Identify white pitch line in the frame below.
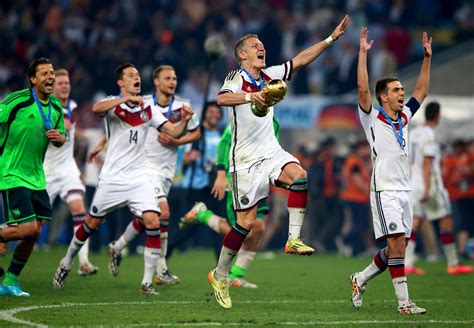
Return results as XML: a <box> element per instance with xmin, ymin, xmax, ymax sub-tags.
<box><xmin>0</xmin><ymin>300</ymin><xmax>471</xmax><ymax>327</ymax></box>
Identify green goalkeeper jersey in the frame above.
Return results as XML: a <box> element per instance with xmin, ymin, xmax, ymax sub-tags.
<box><xmin>0</xmin><ymin>88</ymin><xmax>65</xmax><ymax>190</ymax></box>
<box><xmin>217</xmin><ymin>118</ymin><xmax>280</xmax><ymax>181</ymax></box>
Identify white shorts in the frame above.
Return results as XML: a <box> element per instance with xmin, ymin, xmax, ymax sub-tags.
<box><xmin>46</xmin><ymin>173</ymin><xmax>85</xmax><ymax>204</ymax></box>
<box><xmin>412</xmin><ymin>187</ymin><xmax>451</xmax><ymax>221</ymax></box>
<box><xmin>231</xmin><ymin>149</ymin><xmax>299</xmax><ymax>210</ymax></box>
<box><xmin>371</xmin><ymin>190</ymin><xmax>413</xmax><ymax>242</ymax></box>
<box><xmin>145</xmin><ymin>165</ymin><xmax>172</xmax><ymax>202</ymax></box>
<box><xmin>89</xmin><ymin>177</ymin><xmax>160</xmax><ymax>218</ymax></box>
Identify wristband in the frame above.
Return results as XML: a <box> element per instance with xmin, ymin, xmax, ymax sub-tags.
<box><xmin>245</xmin><ymin>93</ymin><xmax>252</xmax><ymax>103</ymax></box>
<box><xmin>325</xmin><ymin>36</ymin><xmax>334</xmax><ymax>45</ymax></box>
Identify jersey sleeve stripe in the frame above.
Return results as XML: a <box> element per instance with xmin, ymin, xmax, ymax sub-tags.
<box><xmin>287</xmin><ymin>60</ymin><xmax>293</xmax><ymax>81</ymax></box>
<box><xmin>156</xmin><ymin>121</ymin><xmax>167</xmax><ymax>131</ymax></box>
<box><xmin>2</xmin><ymin>89</ymin><xmax>31</xmax><ymax>106</ymax></box>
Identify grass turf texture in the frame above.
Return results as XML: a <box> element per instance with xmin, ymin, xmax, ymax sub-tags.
<box><xmin>0</xmin><ymin>248</ymin><xmax>473</xmax><ymax>327</ymax></box>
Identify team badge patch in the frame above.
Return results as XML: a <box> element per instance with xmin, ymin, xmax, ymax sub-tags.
<box><xmin>240</xmin><ymin>196</ymin><xmax>249</xmax><ymax>206</ymax></box>
<box><xmin>389</xmin><ymin>222</ymin><xmax>397</xmax><ymax>231</ymax></box>
<box><xmin>140</xmin><ymin>111</ymin><xmax>150</xmax><ymax>122</ymax></box>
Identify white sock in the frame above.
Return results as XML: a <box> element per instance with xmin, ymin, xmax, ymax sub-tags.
<box><xmin>142</xmin><ymin>247</ymin><xmax>160</xmax><ymax>285</ymax></box>
<box><xmin>288</xmin><ymin>207</ymin><xmax>305</xmax><ymax>240</ymax></box>
<box><xmin>358</xmin><ymin>261</ymin><xmax>382</xmax><ymax>285</ymax></box>
<box><xmin>215</xmin><ymin>246</ymin><xmax>237</xmax><ymax>280</ymax></box>
<box><xmin>114</xmin><ymin>220</ymin><xmax>142</xmax><ymax>252</ymax></box>
<box><xmin>63</xmin><ymin>235</ymin><xmax>85</xmax><ymax>269</ymax></box>
<box><xmin>159</xmin><ymin>230</ymin><xmax>168</xmax><ymax>272</ymax></box>
<box><xmin>207</xmin><ymin>215</ymin><xmax>222</xmax><ymax>234</ymax></box>
<box><xmin>235</xmin><ymin>249</ymin><xmax>256</xmax><ymax>270</ymax></box>
<box><xmin>442</xmin><ymin>243</ymin><xmax>459</xmax><ymax>267</ymax></box>
<box><xmin>405</xmin><ymin>240</ymin><xmax>416</xmax><ymax>268</ymax></box>
<box><xmin>392</xmin><ymin>277</ymin><xmax>409</xmax><ymax>305</ymax></box>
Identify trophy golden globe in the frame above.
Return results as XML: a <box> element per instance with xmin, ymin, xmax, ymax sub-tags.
<box><xmin>251</xmin><ymin>79</ymin><xmax>288</xmax><ymax>117</ymax></box>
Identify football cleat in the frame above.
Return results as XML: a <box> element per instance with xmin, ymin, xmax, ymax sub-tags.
<box><xmin>285</xmin><ymin>237</ymin><xmax>315</xmax><ymax>255</ymax></box>
<box><xmin>108</xmin><ymin>242</ymin><xmax>122</xmax><ymax>277</ymax></box>
<box><xmin>155</xmin><ymin>269</ymin><xmax>180</xmax><ymax>285</ymax></box>
<box><xmin>405</xmin><ymin>266</ymin><xmax>426</xmax><ymax>276</ymax></box>
<box><xmin>350</xmin><ymin>272</ymin><xmax>367</xmax><ymax>308</ymax></box>
<box><xmin>447</xmin><ymin>264</ymin><xmax>474</xmax><ymax>275</ymax></box>
<box><xmin>229</xmin><ymin>277</ymin><xmax>258</xmax><ymax>289</ymax></box>
<box><xmin>208</xmin><ymin>269</ymin><xmax>232</xmax><ymax>309</ymax></box>
<box><xmin>140</xmin><ymin>283</ymin><xmax>160</xmax><ymax>295</ymax></box>
<box><xmin>398</xmin><ymin>300</ymin><xmax>427</xmax><ymax>314</ymax></box>
<box><xmin>53</xmin><ymin>263</ymin><xmax>71</xmax><ymax>290</ymax></box>
<box><xmin>78</xmin><ymin>263</ymin><xmax>99</xmax><ymax>276</ymax></box>
<box><xmin>179</xmin><ymin>202</ymin><xmax>207</xmax><ymax>229</ymax></box>
<box><xmin>0</xmin><ymin>284</ymin><xmax>31</xmax><ymax>297</ymax></box>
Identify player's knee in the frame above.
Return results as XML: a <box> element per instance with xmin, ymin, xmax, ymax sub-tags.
<box><xmin>252</xmin><ymin>219</ymin><xmax>265</xmax><ymax>235</ymax></box>
<box><xmin>21</xmin><ymin>226</ymin><xmax>40</xmax><ymax>240</ymax></box>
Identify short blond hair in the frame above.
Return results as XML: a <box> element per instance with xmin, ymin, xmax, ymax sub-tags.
<box><xmin>233</xmin><ymin>34</ymin><xmax>259</xmax><ymax>65</ymax></box>
<box><xmin>54</xmin><ymin>68</ymin><xmax>69</xmax><ymax>77</ymax></box>
<box><xmin>153</xmin><ymin>65</ymin><xmax>175</xmax><ymax>79</ymax></box>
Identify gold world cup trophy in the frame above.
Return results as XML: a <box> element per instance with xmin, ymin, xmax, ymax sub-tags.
<box><xmin>251</xmin><ymin>79</ymin><xmax>288</xmax><ymax>117</ymax></box>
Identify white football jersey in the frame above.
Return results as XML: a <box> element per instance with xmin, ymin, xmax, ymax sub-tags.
<box><xmin>98</xmin><ymin>95</ymin><xmax>168</xmax><ymax>183</ymax></box>
<box><xmin>144</xmin><ymin>95</ymin><xmax>200</xmax><ymax>179</ymax></box>
<box><xmin>44</xmin><ymin>99</ymin><xmax>80</xmax><ymax>177</ymax></box>
<box><xmin>219</xmin><ymin>61</ymin><xmax>292</xmax><ymax>171</ymax></box>
<box><xmin>409</xmin><ymin>124</ymin><xmax>445</xmax><ymax>193</ymax></box>
<box><xmin>359</xmin><ymin>97</ymin><xmax>420</xmax><ymax>191</ymax></box>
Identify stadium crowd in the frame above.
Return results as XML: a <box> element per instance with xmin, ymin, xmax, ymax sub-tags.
<box><xmin>0</xmin><ymin>0</ymin><xmax>473</xmax><ymax>103</ymax></box>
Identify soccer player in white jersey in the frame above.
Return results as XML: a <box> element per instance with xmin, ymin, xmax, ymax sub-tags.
<box><xmin>107</xmin><ymin>65</ymin><xmax>201</xmax><ymax>285</ymax></box>
<box><xmin>207</xmin><ymin>15</ymin><xmax>350</xmax><ymax>309</ymax></box>
<box><xmin>43</xmin><ymin>68</ymin><xmax>98</xmax><ymax>277</ymax></box>
<box><xmin>350</xmin><ymin>27</ymin><xmax>432</xmax><ymax>315</ymax></box>
<box><xmin>406</xmin><ymin>102</ymin><xmax>473</xmax><ymax>276</ymax></box>
<box><xmin>53</xmin><ymin>63</ymin><xmax>193</xmax><ymax>295</ymax></box>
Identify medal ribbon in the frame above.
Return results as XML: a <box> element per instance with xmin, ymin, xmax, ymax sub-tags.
<box><xmin>240</xmin><ymin>67</ymin><xmax>264</xmax><ymax>91</ymax></box>
<box><xmin>31</xmin><ymin>87</ymin><xmax>52</xmax><ymax>130</ymax></box>
<box><xmin>378</xmin><ymin>106</ymin><xmax>404</xmax><ymax>149</ymax></box>
<box><xmin>154</xmin><ymin>93</ymin><xmax>174</xmax><ymax>119</ymax></box>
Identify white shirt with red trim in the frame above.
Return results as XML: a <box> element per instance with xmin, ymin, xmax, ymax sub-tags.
<box><xmin>44</xmin><ymin>99</ymin><xmax>80</xmax><ymax>177</ymax></box>
<box><xmin>144</xmin><ymin>95</ymin><xmax>200</xmax><ymax>179</ymax></box>
<box><xmin>358</xmin><ymin>97</ymin><xmax>420</xmax><ymax>191</ymax></box>
<box><xmin>218</xmin><ymin>61</ymin><xmax>292</xmax><ymax>171</ymax></box>
<box><xmin>98</xmin><ymin>95</ymin><xmax>168</xmax><ymax>183</ymax></box>
<box><xmin>409</xmin><ymin>124</ymin><xmax>445</xmax><ymax>193</ymax></box>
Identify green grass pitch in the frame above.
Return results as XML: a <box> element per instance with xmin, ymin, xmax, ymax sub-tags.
<box><xmin>1</xmin><ymin>248</ymin><xmax>473</xmax><ymax>327</ymax></box>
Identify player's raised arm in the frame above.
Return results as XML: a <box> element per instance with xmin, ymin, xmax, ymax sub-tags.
<box><xmin>412</xmin><ymin>32</ymin><xmax>432</xmax><ymax>105</ymax></box>
<box><xmin>291</xmin><ymin>15</ymin><xmax>349</xmax><ymax>72</ymax></box>
<box><xmin>92</xmin><ymin>95</ymin><xmax>144</xmax><ymax>115</ymax></box>
<box><xmin>357</xmin><ymin>27</ymin><xmax>374</xmax><ymax>113</ymax></box>
<box><xmin>159</xmin><ymin>103</ymin><xmax>193</xmax><ymax>138</ymax></box>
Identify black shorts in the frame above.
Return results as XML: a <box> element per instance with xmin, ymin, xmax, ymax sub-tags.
<box><xmin>1</xmin><ymin>187</ymin><xmax>52</xmax><ymax>225</ymax></box>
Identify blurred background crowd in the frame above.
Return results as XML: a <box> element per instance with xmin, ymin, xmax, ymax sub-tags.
<box><xmin>0</xmin><ymin>0</ymin><xmax>473</xmax><ymax>260</ymax></box>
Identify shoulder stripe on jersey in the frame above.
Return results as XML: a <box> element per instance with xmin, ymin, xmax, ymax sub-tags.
<box><xmin>0</xmin><ymin>98</ymin><xmax>34</xmax><ymax>156</ymax></box>
<box><xmin>2</xmin><ymin>89</ymin><xmax>31</xmax><ymax>105</ymax></box>
<box><xmin>225</xmin><ymin>70</ymin><xmax>239</xmax><ymax>81</ymax></box>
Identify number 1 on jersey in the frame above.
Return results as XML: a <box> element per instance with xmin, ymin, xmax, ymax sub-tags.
<box><xmin>129</xmin><ymin>130</ymin><xmax>138</xmax><ymax>144</ymax></box>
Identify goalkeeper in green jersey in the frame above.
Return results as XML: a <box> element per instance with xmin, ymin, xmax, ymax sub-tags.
<box><xmin>0</xmin><ymin>58</ymin><xmax>66</xmax><ymax>297</ymax></box>
<box><xmin>180</xmin><ymin>118</ymin><xmax>279</xmax><ymax>288</ymax></box>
